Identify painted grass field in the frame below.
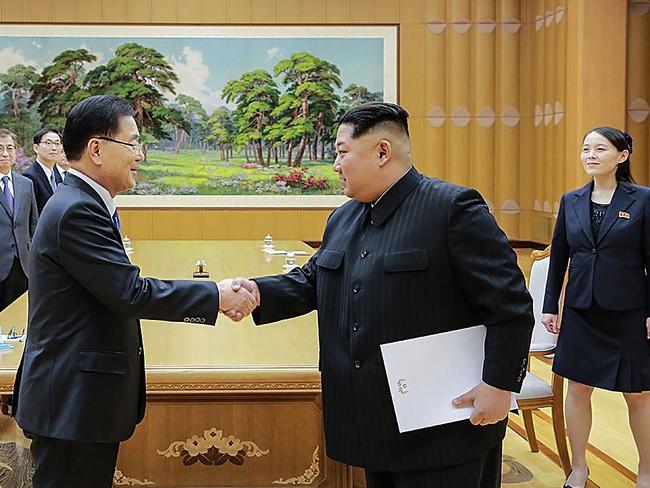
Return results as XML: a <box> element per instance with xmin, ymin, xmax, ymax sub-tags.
<box><xmin>129</xmin><ymin>150</ymin><xmax>343</xmax><ymax>195</ymax></box>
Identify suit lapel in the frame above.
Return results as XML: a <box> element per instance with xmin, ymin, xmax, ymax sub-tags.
<box><xmin>64</xmin><ymin>174</ymin><xmax>124</xmax><ymax>246</ymax></box>
<box><xmin>570</xmin><ymin>183</ymin><xmax>595</xmax><ymax>246</ymax></box>
<box><xmin>34</xmin><ymin>162</ymin><xmax>54</xmax><ymax>197</ymax></box>
<box><xmin>595</xmin><ymin>184</ymin><xmax>635</xmax><ymax>245</ymax></box>
<box><xmin>11</xmin><ymin>172</ymin><xmax>24</xmax><ymax>220</ymax></box>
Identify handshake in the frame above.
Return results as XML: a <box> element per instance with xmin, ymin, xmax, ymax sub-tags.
<box><xmin>217</xmin><ymin>278</ymin><xmax>260</xmax><ymax>322</ymax></box>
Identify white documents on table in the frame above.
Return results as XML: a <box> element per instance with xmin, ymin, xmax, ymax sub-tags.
<box><xmin>380</xmin><ymin>324</ymin><xmax>518</xmax><ymax>433</ymax></box>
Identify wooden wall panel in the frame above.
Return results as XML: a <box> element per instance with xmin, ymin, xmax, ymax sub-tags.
<box><xmin>471</xmin><ymin>0</ymin><xmax>496</xmax><ymax>207</ymax></box>
<box><xmin>251</xmin><ymin>0</ymin><xmax>277</xmax><ymax>23</ymax></box>
<box><xmin>399</xmin><ymin>0</ymin><xmax>425</xmax><ymax>23</ymax></box>
<box><xmin>225</xmin><ymin>0</ymin><xmax>252</xmax><ymax>23</ymax></box>
<box><xmin>177</xmin><ymin>210</ymin><xmax>203</xmax><ymax>239</ymax></box>
<box><xmin>324</xmin><ymin>0</ymin><xmax>351</xmax><ymax>23</ymax></box>
<box><xmin>151</xmin><ymin>0</ymin><xmax>176</xmax><ymax>23</ymax></box>
<box><xmin>626</xmin><ymin>1</ymin><xmax>650</xmax><ymax>187</ymax></box>
<box><xmin>201</xmin><ymin>211</ymin><xmax>228</xmax><ymax>239</ymax></box>
<box><xmin>103</xmin><ymin>0</ymin><xmax>127</xmax><ymax>23</ymax></box>
<box><xmin>301</xmin><ymin>0</ymin><xmax>325</xmax><ymax>23</ymax></box>
<box><xmin>126</xmin><ymin>0</ymin><xmax>152</xmax><ymax>23</ymax></box>
<box><xmin>26</xmin><ymin>0</ymin><xmax>51</xmax><ymax>22</ymax></box>
<box><xmin>374</xmin><ymin>0</ymin><xmax>399</xmax><ymax>23</ymax></box>
<box><xmin>276</xmin><ymin>0</ymin><xmax>301</xmax><ymax>23</ymax></box>
<box><xmin>76</xmin><ymin>0</ymin><xmax>102</xmax><ymax>22</ymax></box>
<box><xmin>350</xmin><ymin>0</ymin><xmax>374</xmax><ymax>23</ymax></box>
<box><xmin>177</xmin><ymin>0</ymin><xmax>202</xmax><ymax>24</ymax></box>
<box><xmin>200</xmin><ymin>0</ymin><xmax>226</xmax><ymax>23</ymax></box>
<box><xmin>1</xmin><ymin>0</ymin><xmax>27</xmax><ymax>21</ymax></box>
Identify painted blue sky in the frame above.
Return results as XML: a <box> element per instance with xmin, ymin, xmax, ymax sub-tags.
<box><xmin>0</xmin><ymin>36</ymin><xmax>384</xmax><ymax>112</ymax></box>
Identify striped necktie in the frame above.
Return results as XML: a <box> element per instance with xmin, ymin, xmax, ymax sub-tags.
<box><xmin>2</xmin><ymin>176</ymin><xmax>13</xmax><ymax>216</ymax></box>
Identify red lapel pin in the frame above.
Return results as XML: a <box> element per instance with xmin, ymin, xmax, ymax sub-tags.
<box><xmin>618</xmin><ymin>211</ymin><xmax>630</xmax><ymax>219</ymax></box>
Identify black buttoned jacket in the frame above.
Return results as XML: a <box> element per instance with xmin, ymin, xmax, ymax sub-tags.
<box><xmin>544</xmin><ymin>181</ymin><xmax>650</xmax><ymax>314</ymax></box>
<box><xmin>253</xmin><ymin>167</ymin><xmax>534</xmax><ymax>471</ymax></box>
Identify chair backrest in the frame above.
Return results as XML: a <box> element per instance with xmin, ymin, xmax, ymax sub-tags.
<box><xmin>528</xmin><ymin>247</ymin><xmax>558</xmax><ymax>349</ymax></box>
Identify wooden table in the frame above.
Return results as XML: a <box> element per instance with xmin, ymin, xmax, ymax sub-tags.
<box><xmin>0</xmin><ymin>241</ymin><xmax>354</xmax><ymax>488</ymax></box>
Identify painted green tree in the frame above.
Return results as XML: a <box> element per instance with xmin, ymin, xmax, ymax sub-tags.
<box><xmin>30</xmin><ymin>49</ymin><xmax>97</xmax><ymax>129</ymax></box>
<box><xmin>341</xmin><ymin>83</ymin><xmax>382</xmax><ymax>111</ymax></box>
<box><xmin>223</xmin><ymin>69</ymin><xmax>279</xmax><ymax>165</ymax></box>
<box><xmin>0</xmin><ymin>64</ymin><xmax>40</xmax><ymax>149</ymax></box>
<box><xmin>205</xmin><ymin>107</ymin><xmax>234</xmax><ymax>161</ymax></box>
<box><xmin>173</xmin><ymin>94</ymin><xmax>208</xmax><ymax>153</ymax></box>
<box><xmin>85</xmin><ymin>43</ymin><xmax>186</xmax><ymax>157</ymax></box>
<box><xmin>274</xmin><ymin>52</ymin><xmax>341</xmax><ymax>166</ymax></box>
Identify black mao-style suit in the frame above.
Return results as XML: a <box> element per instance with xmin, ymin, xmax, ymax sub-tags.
<box><xmin>543</xmin><ymin>182</ymin><xmax>650</xmax><ymax>392</ymax></box>
<box><xmin>253</xmin><ymin>167</ymin><xmax>534</xmax><ymax>474</ymax></box>
<box><xmin>13</xmin><ymin>173</ymin><xmax>220</xmax><ymax>486</ymax></box>
<box><xmin>22</xmin><ymin>161</ymin><xmax>62</xmax><ymax>215</ymax></box>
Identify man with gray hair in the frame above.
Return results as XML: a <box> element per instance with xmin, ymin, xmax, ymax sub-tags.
<box><xmin>0</xmin><ymin>128</ymin><xmax>38</xmax><ymax>311</ymax></box>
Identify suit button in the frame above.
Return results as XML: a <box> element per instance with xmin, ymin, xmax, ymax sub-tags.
<box><xmin>353</xmin><ymin>284</ymin><xmax>360</xmax><ymax>293</ymax></box>
<box><xmin>184</xmin><ymin>317</ymin><xmax>189</xmax><ymax>322</ymax></box>
<box><xmin>360</xmin><ymin>250</ymin><xmax>368</xmax><ymax>259</ymax></box>
<box><xmin>370</xmin><ymin>220</ymin><xmax>374</xmax><ymax>225</ymax></box>
<box><xmin>354</xmin><ymin>360</ymin><xmax>361</xmax><ymax>369</ymax></box>
<box><xmin>592</xmin><ymin>248</ymin><xmax>596</xmax><ymax>254</ymax></box>
<box><xmin>200</xmin><ymin>318</ymin><xmax>205</xmax><ymax>323</ymax></box>
<box><xmin>353</xmin><ymin>322</ymin><xmax>359</xmax><ymax>332</ymax></box>
<box><xmin>138</xmin><ymin>347</ymin><xmax>143</xmax><ymax>355</ymax></box>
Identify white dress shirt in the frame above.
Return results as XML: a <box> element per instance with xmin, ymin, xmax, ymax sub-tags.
<box><xmin>36</xmin><ymin>160</ymin><xmax>56</xmax><ymax>183</ymax></box>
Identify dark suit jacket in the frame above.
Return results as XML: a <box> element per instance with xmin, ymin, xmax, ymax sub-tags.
<box><xmin>22</xmin><ymin>161</ymin><xmax>62</xmax><ymax>215</ymax></box>
<box><xmin>253</xmin><ymin>167</ymin><xmax>534</xmax><ymax>471</ymax></box>
<box><xmin>543</xmin><ymin>182</ymin><xmax>650</xmax><ymax>314</ymax></box>
<box><xmin>14</xmin><ymin>173</ymin><xmax>220</xmax><ymax>443</ymax></box>
<box><xmin>0</xmin><ymin>172</ymin><xmax>38</xmax><ymax>281</ymax></box>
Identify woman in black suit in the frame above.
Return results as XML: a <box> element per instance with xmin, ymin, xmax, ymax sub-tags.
<box><xmin>542</xmin><ymin>127</ymin><xmax>650</xmax><ymax>488</ymax></box>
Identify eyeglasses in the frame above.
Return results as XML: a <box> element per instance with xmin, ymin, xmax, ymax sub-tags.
<box><xmin>96</xmin><ymin>136</ymin><xmax>143</xmax><ymax>154</ymax></box>
<box><xmin>0</xmin><ymin>145</ymin><xmax>16</xmax><ymax>153</ymax></box>
<box><xmin>39</xmin><ymin>140</ymin><xmax>62</xmax><ymax>148</ymax></box>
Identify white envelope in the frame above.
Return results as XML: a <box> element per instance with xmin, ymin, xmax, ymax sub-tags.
<box><xmin>380</xmin><ymin>325</ymin><xmax>517</xmax><ymax>433</ymax></box>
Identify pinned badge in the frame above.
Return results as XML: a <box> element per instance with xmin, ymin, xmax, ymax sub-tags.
<box><xmin>618</xmin><ymin>211</ymin><xmax>630</xmax><ymax>219</ymax></box>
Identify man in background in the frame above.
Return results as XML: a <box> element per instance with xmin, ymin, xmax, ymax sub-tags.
<box><xmin>234</xmin><ymin>103</ymin><xmax>534</xmax><ymax>488</ymax></box>
<box><xmin>13</xmin><ymin>95</ymin><xmax>256</xmax><ymax>488</ymax></box>
<box><xmin>0</xmin><ymin>128</ymin><xmax>38</xmax><ymax>311</ymax></box>
<box><xmin>23</xmin><ymin>127</ymin><xmax>63</xmax><ymax>214</ymax></box>
<box><xmin>57</xmin><ymin>150</ymin><xmax>70</xmax><ymax>181</ymax></box>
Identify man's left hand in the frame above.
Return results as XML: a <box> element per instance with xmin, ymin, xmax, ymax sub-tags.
<box><xmin>452</xmin><ymin>382</ymin><xmax>512</xmax><ymax>426</ymax></box>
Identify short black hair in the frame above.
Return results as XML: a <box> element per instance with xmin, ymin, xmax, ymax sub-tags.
<box><xmin>63</xmin><ymin>95</ymin><xmax>134</xmax><ymax>161</ymax></box>
<box><xmin>33</xmin><ymin>127</ymin><xmax>61</xmax><ymax>144</ymax></box>
<box><xmin>339</xmin><ymin>102</ymin><xmax>410</xmax><ymax>138</ymax></box>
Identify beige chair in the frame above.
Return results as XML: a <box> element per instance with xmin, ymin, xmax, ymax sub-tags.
<box><xmin>514</xmin><ymin>246</ymin><xmax>571</xmax><ymax>476</ymax></box>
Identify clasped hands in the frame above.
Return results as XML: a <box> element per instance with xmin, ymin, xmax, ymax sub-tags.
<box><xmin>217</xmin><ymin>278</ymin><xmax>260</xmax><ymax>322</ymax></box>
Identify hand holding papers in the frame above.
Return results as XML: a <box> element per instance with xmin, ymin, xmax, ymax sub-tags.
<box><xmin>380</xmin><ymin>325</ymin><xmax>517</xmax><ymax>433</ymax></box>
<box><xmin>452</xmin><ymin>382</ymin><xmax>514</xmax><ymax>426</ymax></box>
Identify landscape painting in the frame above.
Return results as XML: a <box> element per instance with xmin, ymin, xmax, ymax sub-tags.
<box><xmin>0</xmin><ymin>26</ymin><xmax>397</xmax><ymax>206</ymax></box>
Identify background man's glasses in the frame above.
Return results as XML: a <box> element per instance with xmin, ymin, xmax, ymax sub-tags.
<box><xmin>39</xmin><ymin>140</ymin><xmax>62</xmax><ymax>148</ymax></box>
